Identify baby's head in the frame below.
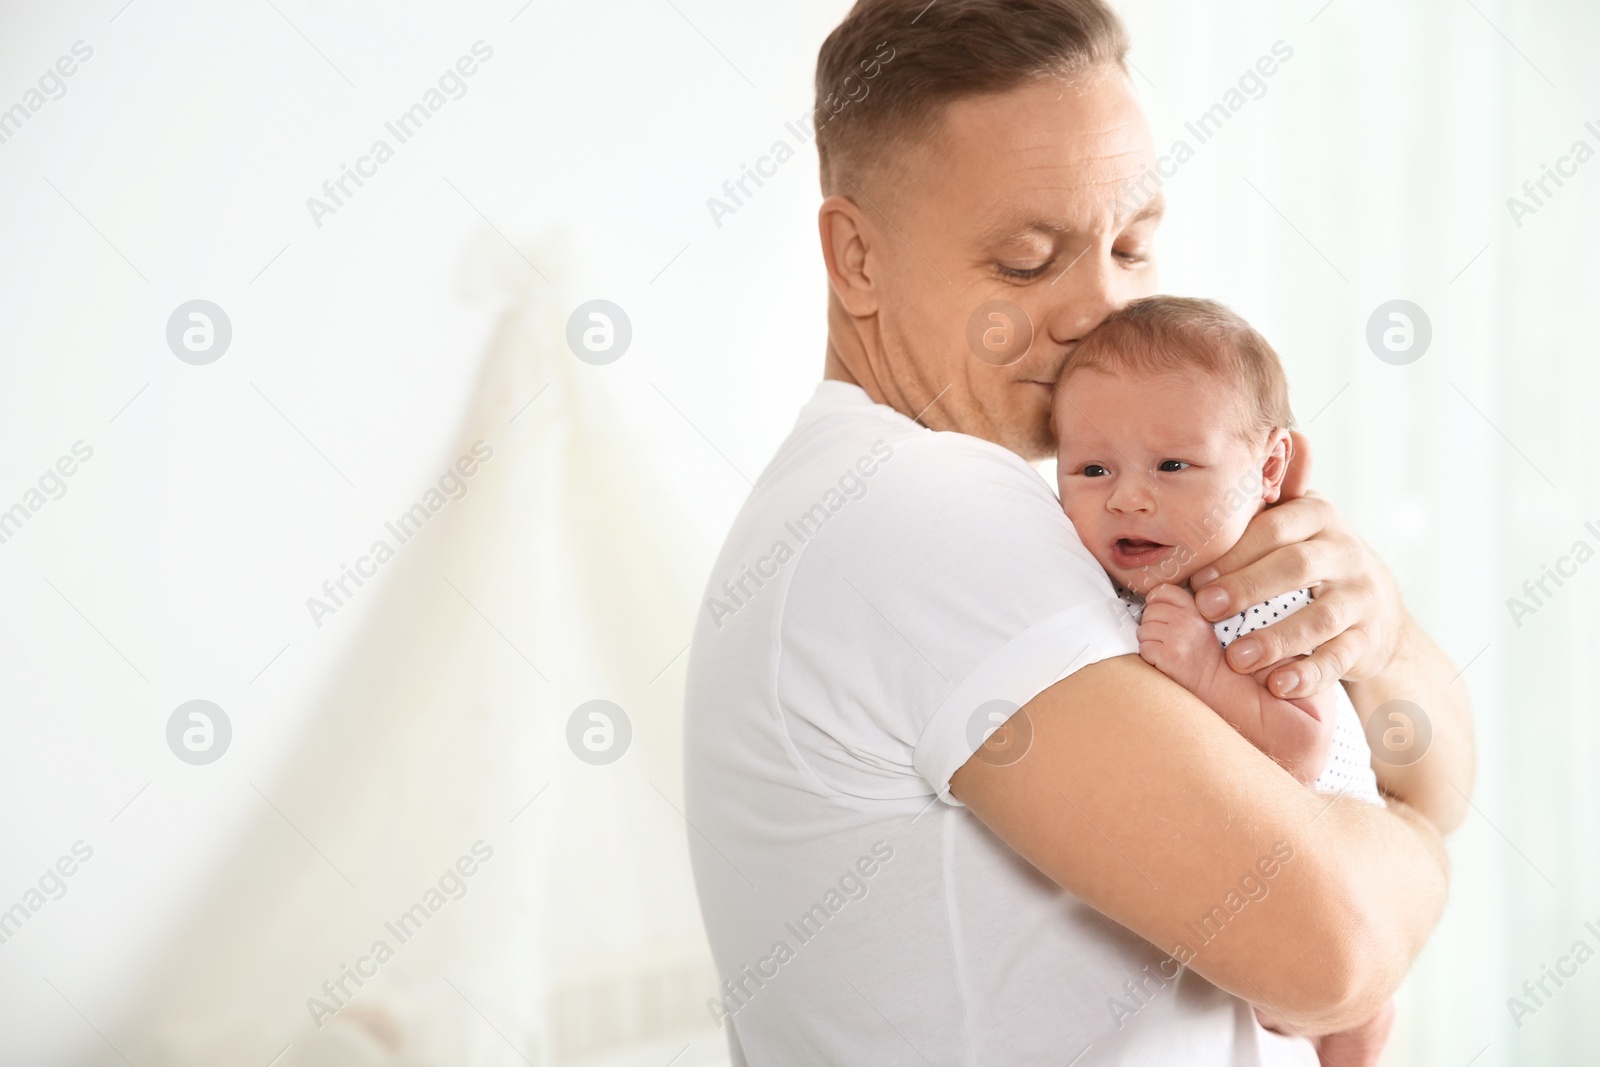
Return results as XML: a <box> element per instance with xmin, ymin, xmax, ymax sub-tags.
<box><xmin>1053</xmin><ymin>296</ymin><xmax>1295</xmax><ymax>597</ymax></box>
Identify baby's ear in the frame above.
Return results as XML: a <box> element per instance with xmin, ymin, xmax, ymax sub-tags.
<box><xmin>1260</xmin><ymin>429</ymin><xmax>1295</xmax><ymax>504</ymax></box>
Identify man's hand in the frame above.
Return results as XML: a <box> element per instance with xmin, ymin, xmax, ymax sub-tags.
<box><xmin>1189</xmin><ymin>432</ymin><xmax>1402</xmax><ymax>700</ymax></box>
<box><xmin>1186</xmin><ymin>432</ymin><xmax>1474</xmax><ymax>832</ymax></box>
<box><xmin>1135</xmin><ymin>583</ymin><xmax>1225</xmax><ymax>693</ymax></box>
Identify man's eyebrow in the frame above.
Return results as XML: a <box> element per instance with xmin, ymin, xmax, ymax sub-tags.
<box><xmin>975</xmin><ymin>217</ymin><xmax>1079</xmax><ymax>244</ymax></box>
<box><xmin>978</xmin><ymin>192</ymin><xmax>1168</xmax><ymax>245</ymax></box>
<box><xmin>1120</xmin><ymin>191</ymin><xmax>1166</xmax><ymax>225</ymax></box>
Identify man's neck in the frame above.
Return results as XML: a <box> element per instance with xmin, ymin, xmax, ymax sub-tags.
<box><xmin>822</xmin><ymin>341</ymin><xmax>865</xmax><ymax>389</ymax></box>
<box><xmin>823</xmin><ymin>293</ymin><xmax>890</xmax><ymax>408</ymax></box>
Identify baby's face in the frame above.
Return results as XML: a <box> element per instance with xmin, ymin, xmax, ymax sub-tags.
<box><xmin>1055</xmin><ymin>366</ymin><xmax>1282</xmax><ymax>596</ymax></box>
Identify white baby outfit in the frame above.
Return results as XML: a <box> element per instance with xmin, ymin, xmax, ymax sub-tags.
<box><xmin>1124</xmin><ymin>588</ymin><xmax>1384</xmax><ymax>804</ymax></box>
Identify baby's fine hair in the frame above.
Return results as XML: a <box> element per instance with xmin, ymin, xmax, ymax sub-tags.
<box><xmin>1060</xmin><ymin>296</ymin><xmax>1296</xmax><ymax>434</ymax></box>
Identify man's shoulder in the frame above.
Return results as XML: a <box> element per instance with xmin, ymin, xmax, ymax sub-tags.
<box><xmin>855</xmin><ymin>429</ymin><xmax>1061</xmax><ymax>522</ymax></box>
<box><xmin>774</xmin><ymin>418</ymin><xmax>1053</xmax><ymax>506</ymax></box>
<box><xmin>759</xmin><ymin>427</ymin><xmax>1061</xmax><ymax>554</ymax></box>
<box><xmin>768</xmin><ymin>424</ymin><xmax>1092</xmax><ymax>600</ymax></box>
<box><xmin>749</xmin><ymin>391</ymin><xmax>1060</xmax><ymax>542</ymax></box>
<box><xmin>770</xmin><ymin>383</ymin><xmax>1042</xmax><ymax>483</ymax></box>
<box><xmin>704</xmin><ymin>386</ymin><xmax>1096</xmax><ymax>633</ymax></box>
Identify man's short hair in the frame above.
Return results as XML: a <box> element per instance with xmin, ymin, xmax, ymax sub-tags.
<box><xmin>1061</xmin><ymin>296</ymin><xmax>1297</xmax><ymax>435</ymax></box>
<box><xmin>814</xmin><ymin>0</ymin><xmax>1129</xmax><ymax>193</ymax></box>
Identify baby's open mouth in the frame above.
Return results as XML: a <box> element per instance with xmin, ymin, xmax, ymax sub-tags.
<box><xmin>1111</xmin><ymin>537</ymin><xmax>1171</xmax><ymax>568</ymax></box>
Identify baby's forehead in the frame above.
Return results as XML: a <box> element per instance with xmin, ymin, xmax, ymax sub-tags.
<box><xmin>1054</xmin><ymin>359</ymin><xmax>1246</xmax><ymax>398</ymax></box>
<box><xmin>1053</xmin><ymin>365</ymin><xmax>1255</xmax><ymax>447</ymax></box>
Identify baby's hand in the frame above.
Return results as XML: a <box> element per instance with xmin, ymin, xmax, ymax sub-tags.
<box><xmin>1250</xmin><ymin>655</ymin><xmax>1339</xmax><ymax>785</ymax></box>
<box><xmin>1136</xmin><ymin>583</ymin><xmax>1225</xmax><ymax>694</ymax></box>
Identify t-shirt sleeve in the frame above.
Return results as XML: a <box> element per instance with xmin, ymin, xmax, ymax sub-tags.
<box><xmin>775</xmin><ymin>432</ymin><xmax>1140</xmax><ymax>807</ymax></box>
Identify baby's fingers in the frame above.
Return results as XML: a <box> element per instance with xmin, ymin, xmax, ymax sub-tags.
<box><xmin>1144</xmin><ymin>582</ymin><xmax>1197</xmax><ymax>610</ymax></box>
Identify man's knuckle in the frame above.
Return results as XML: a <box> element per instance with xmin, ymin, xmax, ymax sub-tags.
<box><xmin>1315</xmin><ymin>597</ymin><xmax>1352</xmax><ymax>635</ymax></box>
<box><xmin>1338</xmin><ymin>630</ymin><xmax>1370</xmax><ymax>670</ymax></box>
<box><xmin>1260</xmin><ymin>508</ymin><xmax>1295</xmax><ymax>543</ymax></box>
<box><xmin>1284</xmin><ymin>541</ymin><xmax>1317</xmax><ymax>576</ymax></box>
<box><xmin>1251</xmin><ymin>628</ymin><xmax>1285</xmax><ymax>659</ymax></box>
<box><xmin>1316</xmin><ymin>644</ymin><xmax>1352</xmax><ymax>680</ymax></box>
<box><xmin>1267</xmin><ymin>508</ymin><xmax>1292</xmax><ymax>543</ymax></box>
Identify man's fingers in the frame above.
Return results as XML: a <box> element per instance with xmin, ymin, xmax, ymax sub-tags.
<box><xmin>1191</xmin><ymin>496</ymin><xmax>1333</xmax><ymax>599</ymax></box>
<box><xmin>1249</xmin><ymin>654</ymin><xmax>1311</xmax><ymax>688</ymax></box>
<box><xmin>1195</xmin><ymin>539</ymin><xmax>1338</xmax><ymax>621</ymax></box>
<box><xmin>1267</xmin><ymin>632</ymin><xmax>1368</xmax><ymax>699</ymax></box>
<box><xmin>1220</xmin><ymin>593</ymin><xmax>1352</xmax><ymax>677</ymax></box>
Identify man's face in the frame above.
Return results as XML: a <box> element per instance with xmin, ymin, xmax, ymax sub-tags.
<box><xmin>866</xmin><ymin>70</ymin><xmax>1161</xmax><ymax>459</ymax></box>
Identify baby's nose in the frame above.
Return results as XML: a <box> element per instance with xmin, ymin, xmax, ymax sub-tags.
<box><xmin>1107</xmin><ymin>479</ymin><xmax>1156</xmax><ymax>512</ymax></box>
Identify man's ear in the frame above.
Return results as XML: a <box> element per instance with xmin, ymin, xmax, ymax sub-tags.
<box><xmin>819</xmin><ymin>194</ymin><xmax>878</xmax><ymax>317</ymax></box>
<box><xmin>1260</xmin><ymin>429</ymin><xmax>1297</xmax><ymax>504</ymax></box>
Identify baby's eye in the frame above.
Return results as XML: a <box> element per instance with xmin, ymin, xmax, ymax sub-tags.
<box><xmin>1081</xmin><ymin>464</ymin><xmax>1109</xmax><ymax>477</ymax></box>
<box><xmin>1157</xmin><ymin>460</ymin><xmax>1190</xmax><ymax>472</ymax></box>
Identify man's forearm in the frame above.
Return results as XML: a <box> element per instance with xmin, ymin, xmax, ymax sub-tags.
<box><xmin>1344</xmin><ymin>610</ymin><xmax>1475</xmax><ymax>832</ymax></box>
<box><xmin>1273</xmin><ymin>795</ymin><xmax>1449</xmax><ymax>1034</ymax></box>
<box><xmin>952</xmin><ymin>656</ymin><xmax>1452</xmax><ymax>1030</ymax></box>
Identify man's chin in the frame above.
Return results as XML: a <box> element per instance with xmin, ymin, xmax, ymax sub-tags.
<box><xmin>946</xmin><ymin>387</ymin><xmax>1053</xmax><ymax>459</ymax></box>
<box><xmin>1009</xmin><ymin>425</ymin><xmax>1057</xmax><ymax>463</ymax></box>
<box><xmin>1000</xmin><ymin>387</ymin><xmax>1058</xmax><ymax>461</ymax></box>
<box><xmin>970</xmin><ymin>412</ymin><xmax>1054</xmax><ymax>461</ymax></box>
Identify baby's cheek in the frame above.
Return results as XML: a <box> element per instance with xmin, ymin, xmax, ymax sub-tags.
<box><xmin>1083</xmin><ymin>540</ymin><xmax>1118</xmax><ymax>580</ymax></box>
<box><xmin>1171</xmin><ymin>546</ymin><xmax>1223</xmax><ymax>585</ymax></box>
<box><xmin>1059</xmin><ymin>498</ymin><xmax>1097</xmax><ymax>548</ymax></box>
<box><xmin>1178</xmin><ymin>506</ymin><xmax>1258</xmax><ymax>576</ymax></box>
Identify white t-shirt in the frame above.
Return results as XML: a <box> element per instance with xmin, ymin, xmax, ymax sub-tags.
<box><xmin>684</xmin><ymin>382</ymin><xmax>1318</xmax><ymax>1066</ymax></box>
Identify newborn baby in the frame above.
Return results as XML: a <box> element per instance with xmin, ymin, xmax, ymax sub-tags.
<box><xmin>1052</xmin><ymin>295</ymin><xmax>1392</xmax><ymax>1066</ymax></box>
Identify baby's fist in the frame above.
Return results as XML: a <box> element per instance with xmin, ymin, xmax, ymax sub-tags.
<box><xmin>1137</xmin><ymin>583</ymin><xmax>1224</xmax><ymax>693</ymax></box>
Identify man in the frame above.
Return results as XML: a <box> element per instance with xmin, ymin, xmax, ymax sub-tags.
<box><xmin>684</xmin><ymin>1</ymin><xmax>1474</xmax><ymax>1063</ymax></box>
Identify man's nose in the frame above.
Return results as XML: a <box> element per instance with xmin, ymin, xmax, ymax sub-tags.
<box><xmin>1041</xmin><ymin>247</ymin><xmax>1121</xmax><ymax>347</ymax></box>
